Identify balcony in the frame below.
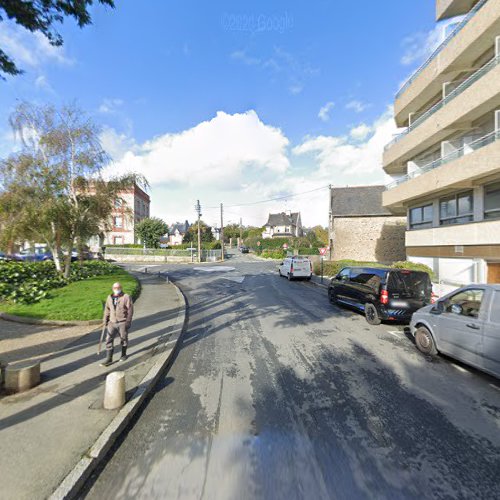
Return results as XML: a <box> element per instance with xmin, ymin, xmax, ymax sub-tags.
<box><xmin>383</xmin><ymin>59</ymin><xmax>500</xmax><ymax>174</ymax></box>
<box><xmin>385</xmin><ymin>55</ymin><xmax>499</xmax><ymax>152</ymax></box>
<box><xmin>406</xmin><ymin>219</ymin><xmax>500</xmax><ymax>247</ymax></box>
<box><xmin>437</xmin><ymin>0</ymin><xmax>482</xmax><ymax>21</ymax></box>
<box><xmin>383</xmin><ymin>131</ymin><xmax>500</xmax><ymax>210</ymax></box>
<box><xmin>394</xmin><ymin>0</ymin><xmax>500</xmax><ymax>127</ymax></box>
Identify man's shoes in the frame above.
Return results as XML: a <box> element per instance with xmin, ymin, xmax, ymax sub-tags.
<box><xmin>120</xmin><ymin>346</ymin><xmax>128</xmax><ymax>362</ymax></box>
<box><xmin>100</xmin><ymin>350</ymin><xmax>113</xmax><ymax>367</ymax></box>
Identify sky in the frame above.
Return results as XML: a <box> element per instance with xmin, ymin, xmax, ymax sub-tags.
<box><xmin>0</xmin><ymin>0</ymin><xmax>456</xmax><ymax>229</ymax></box>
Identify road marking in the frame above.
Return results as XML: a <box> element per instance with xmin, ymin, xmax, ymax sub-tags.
<box><xmin>223</xmin><ymin>276</ymin><xmax>245</xmax><ymax>283</ymax></box>
<box><xmin>387</xmin><ymin>330</ymin><xmax>402</xmax><ymax>338</ymax></box>
<box><xmin>490</xmin><ymin>383</ymin><xmax>500</xmax><ymax>392</ymax></box>
<box><xmin>193</xmin><ymin>266</ymin><xmax>235</xmax><ymax>272</ymax></box>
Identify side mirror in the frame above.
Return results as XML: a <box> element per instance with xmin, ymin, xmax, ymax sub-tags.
<box><xmin>430</xmin><ymin>301</ymin><xmax>444</xmax><ymax>315</ymax></box>
<box><xmin>451</xmin><ymin>304</ymin><xmax>463</xmax><ymax>315</ymax></box>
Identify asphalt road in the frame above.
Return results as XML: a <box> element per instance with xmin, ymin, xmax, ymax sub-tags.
<box><xmin>83</xmin><ymin>252</ymin><xmax>500</xmax><ymax>500</ymax></box>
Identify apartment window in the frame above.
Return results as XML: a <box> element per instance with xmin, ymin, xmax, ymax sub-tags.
<box><xmin>440</xmin><ymin>191</ymin><xmax>473</xmax><ymax>225</ymax></box>
<box><xmin>114</xmin><ymin>236</ymin><xmax>124</xmax><ymax>245</ymax></box>
<box><xmin>484</xmin><ymin>181</ymin><xmax>500</xmax><ymax>220</ymax></box>
<box><xmin>113</xmin><ymin>216</ymin><xmax>123</xmax><ymax>228</ymax></box>
<box><xmin>114</xmin><ymin>198</ymin><xmax>122</xmax><ymax>208</ymax></box>
<box><xmin>409</xmin><ymin>204</ymin><xmax>433</xmax><ymax>230</ymax></box>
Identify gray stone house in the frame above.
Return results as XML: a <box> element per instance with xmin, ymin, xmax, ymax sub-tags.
<box><xmin>329</xmin><ymin>186</ymin><xmax>406</xmax><ymax>263</ymax></box>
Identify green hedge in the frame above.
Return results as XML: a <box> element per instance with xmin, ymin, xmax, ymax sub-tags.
<box><xmin>0</xmin><ymin>260</ymin><xmax>120</xmax><ymax>304</ymax></box>
<box><xmin>313</xmin><ymin>260</ymin><xmax>435</xmax><ymax>280</ymax></box>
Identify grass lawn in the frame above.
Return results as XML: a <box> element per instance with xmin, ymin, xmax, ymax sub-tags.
<box><xmin>0</xmin><ymin>268</ymin><xmax>139</xmax><ymax>321</ymax></box>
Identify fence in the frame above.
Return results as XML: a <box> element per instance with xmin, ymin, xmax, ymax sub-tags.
<box><xmin>105</xmin><ymin>247</ymin><xmax>223</xmax><ymax>262</ymax></box>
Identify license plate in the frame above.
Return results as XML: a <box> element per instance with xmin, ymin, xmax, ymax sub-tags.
<box><xmin>391</xmin><ymin>300</ymin><xmax>408</xmax><ymax>308</ymax></box>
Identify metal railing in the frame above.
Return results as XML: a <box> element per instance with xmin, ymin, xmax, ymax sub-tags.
<box><xmin>385</xmin><ymin>54</ymin><xmax>499</xmax><ymax>152</ymax></box>
<box><xmin>386</xmin><ymin>130</ymin><xmax>500</xmax><ymax>190</ymax></box>
<box><xmin>396</xmin><ymin>0</ymin><xmax>489</xmax><ymax>99</ymax></box>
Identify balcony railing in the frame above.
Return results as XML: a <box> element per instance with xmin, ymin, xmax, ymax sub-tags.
<box><xmin>385</xmin><ymin>129</ymin><xmax>500</xmax><ymax>190</ymax></box>
<box><xmin>385</xmin><ymin>54</ymin><xmax>499</xmax><ymax>152</ymax></box>
<box><xmin>395</xmin><ymin>0</ymin><xmax>489</xmax><ymax>99</ymax></box>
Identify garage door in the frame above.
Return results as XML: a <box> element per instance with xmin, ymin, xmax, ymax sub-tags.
<box><xmin>487</xmin><ymin>263</ymin><xmax>500</xmax><ymax>284</ymax></box>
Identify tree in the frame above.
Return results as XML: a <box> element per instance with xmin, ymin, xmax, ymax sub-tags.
<box><xmin>183</xmin><ymin>221</ymin><xmax>214</xmax><ymax>244</ymax></box>
<box><xmin>306</xmin><ymin>226</ymin><xmax>329</xmax><ymax>246</ymax></box>
<box><xmin>0</xmin><ymin>0</ymin><xmax>114</xmax><ymax>78</ymax></box>
<box><xmin>0</xmin><ymin>101</ymin><xmax>147</xmax><ymax>276</ymax></box>
<box><xmin>135</xmin><ymin>217</ymin><xmax>168</xmax><ymax>249</ymax></box>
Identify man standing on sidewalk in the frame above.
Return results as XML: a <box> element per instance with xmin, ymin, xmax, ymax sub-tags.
<box><xmin>100</xmin><ymin>282</ymin><xmax>134</xmax><ymax>367</ymax></box>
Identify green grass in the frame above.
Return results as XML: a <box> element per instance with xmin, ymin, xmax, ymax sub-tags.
<box><xmin>0</xmin><ymin>268</ymin><xmax>140</xmax><ymax>321</ymax></box>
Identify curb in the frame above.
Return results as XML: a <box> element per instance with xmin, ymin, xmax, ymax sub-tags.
<box><xmin>0</xmin><ymin>312</ymin><xmax>102</xmax><ymax>327</ymax></box>
<box><xmin>48</xmin><ymin>281</ymin><xmax>187</xmax><ymax>500</ymax></box>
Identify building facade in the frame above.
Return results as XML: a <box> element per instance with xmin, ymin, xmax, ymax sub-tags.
<box><xmin>167</xmin><ymin>221</ymin><xmax>190</xmax><ymax>246</ymax></box>
<box><xmin>262</xmin><ymin>212</ymin><xmax>303</xmax><ymax>239</ymax></box>
<box><xmin>329</xmin><ymin>186</ymin><xmax>406</xmax><ymax>263</ymax></box>
<box><xmin>382</xmin><ymin>0</ymin><xmax>500</xmax><ymax>291</ymax></box>
<box><xmin>100</xmin><ymin>184</ymin><xmax>150</xmax><ymax>246</ymax></box>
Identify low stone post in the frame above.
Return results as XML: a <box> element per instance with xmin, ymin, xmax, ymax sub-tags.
<box><xmin>4</xmin><ymin>360</ymin><xmax>41</xmax><ymax>393</ymax></box>
<box><xmin>103</xmin><ymin>371</ymin><xmax>126</xmax><ymax>410</ymax></box>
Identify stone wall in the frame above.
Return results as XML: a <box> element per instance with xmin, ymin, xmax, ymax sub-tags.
<box><xmin>330</xmin><ymin>216</ymin><xmax>407</xmax><ymax>263</ymax></box>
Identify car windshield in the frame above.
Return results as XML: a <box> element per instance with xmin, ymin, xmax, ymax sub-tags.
<box><xmin>388</xmin><ymin>271</ymin><xmax>431</xmax><ymax>297</ymax></box>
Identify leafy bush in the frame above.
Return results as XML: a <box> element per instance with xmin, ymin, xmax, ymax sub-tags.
<box><xmin>297</xmin><ymin>247</ymin><xmax>319</xmax><ymax>255</ymax></box>
<box><xmin>0</xmin><ymin>260</ymin><xmax>119</xmax><ymax>305</ymax></box>
<box><xmin>313</xmin><ymin>259</ymin><xmax>435</xmax><ymax>280</ymax></box>
<box><xmin>392</xmin><ymin>261</ymin><xmax>436</xmax><ymax>280</ymax></box>
<box><xmin>260</xmin><ymin>249</ymin><xmax>286</xmax><ymax>260</ymax></box>
<box><xmin>104</xmin><ymin>244</ymin><xmax>143</xmax><ymax>248</ymax></box>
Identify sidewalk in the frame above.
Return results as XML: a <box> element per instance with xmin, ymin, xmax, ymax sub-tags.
<box><xmin>0</xmin><ymin>273</ymin><xmax>186</xmax><ymax>500</ymax></box>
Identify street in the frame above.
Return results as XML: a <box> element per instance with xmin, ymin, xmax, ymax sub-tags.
<box><xmin>83</xmin><ymin>252</ymin><xmax>500</xmax><ymax>500</ymax></box>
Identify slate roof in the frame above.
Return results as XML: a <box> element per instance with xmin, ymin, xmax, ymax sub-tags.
<box><xmin>330</xmin><ymin>186</ymin><xmax>391</xmax><ymax>217</ymax></box>
<box><xmin>169</xmin><ymin>221</ymin><xmax>190</xmax><ymax>235</ymax></box>
<box><xmin>265</xmin><ymin>212</ymin><xmax>300</xmax><ymax>227</ymax></box>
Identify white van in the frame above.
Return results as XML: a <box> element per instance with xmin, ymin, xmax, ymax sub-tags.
<box><xmin>278</xmin><ymin>256</ymin><xmax>313</xmax><ymax>281</ymax></box>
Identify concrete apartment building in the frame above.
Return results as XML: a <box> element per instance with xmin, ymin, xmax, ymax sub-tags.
<box><xmin>88</xmin><ymin>183</ymin><xmax>151</xmax><ymax>248</ymax></box>
<box><xmin>329</xmin><ymin>186</ymin><xmax>406</xmax><ymax>263</ymax></box>
<box><xmin>382</xmin><ymin>0</ymin><xmax>500</xmax><ymax>291</ymax></box>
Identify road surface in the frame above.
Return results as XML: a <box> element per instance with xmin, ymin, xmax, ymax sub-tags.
<box><xmin>83</xmin><ymin>251</ymin><xmax>500</xmax><ymax>499</ymax></box>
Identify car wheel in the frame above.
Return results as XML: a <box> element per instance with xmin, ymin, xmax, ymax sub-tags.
<box><xmin>415</xmin><ymin>326</ymin><xmax>438</xmax><ymax>356</ymax></box>
<box><xmin>365</xmin><ymin>303</ymin><xmax>381</xmax><ymax>325</ymax></box>
<box><xmin>306</xmin><ymin>275</ymin><xmax>311</xmax><ymax>281</ymax></box>
<box><xmin>287</xmin><ymin>273</ymin><xmax>293</xmax><ymax>281</ymax></box>
<box><xmin>328</xmin><ymin>290</ymin><xmax>337</xmax><ymax>304</ymax></box>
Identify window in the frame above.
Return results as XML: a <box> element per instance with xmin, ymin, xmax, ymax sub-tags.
<box><xmin>113</xmin><ymin>216</ymin><xmax>123</xmax><ymax>228</ymax></box>
<box><xmin>444</xmin><ymin>288</ymin><xmax>484</xmax><ymax>318</ymax></box>
<box><xmin>114</xmin><ymin>198</ymin><xmax>122</xmax><ymax>208</ymax></box>
<box><xmin>113</xmin><ymin>236</ymin><xmax>124</xmax><ymax>245</ymax></box>
<box><xmin>484</xmin><ymin>181</ymin><xmax>500</xmax><ymax>220</ymax></box>
<box><xmin>409</xmin><ymin>204</ymin><xmax>433</xmax><ymax>230</ymax></box>
<box><xmin>440</xmin><ymin>191</ymin><xmax>473</xmax><ymax>225</ymax></box>
<box><xmin>337</xmin><ymin>268</ymin><xmax>350</xmax><ymax>281</ymax></box>
<box><xmin>490</xmin><ymin>291</ymin><xmax>500</xmax><ymax>324</ymax></box>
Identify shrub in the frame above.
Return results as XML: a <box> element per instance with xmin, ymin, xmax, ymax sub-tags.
<box><xmin>392</xmin><ymin>261</ymin><xmax>436</xmax><ymax>280</ymax></box>
<box><xmin>0</xmin><ymin>260</ymin><xmax>119</xmax><ymax>304</ymax></box>
<box><xmin>260</xmin><ymin>249</ymin><xmax>286</xmax><ymax>260</ymax></box>
<box><xmin>313</xmin><ymin>259</ymin><xmax>435</xmax><ymax>280</ymax></box>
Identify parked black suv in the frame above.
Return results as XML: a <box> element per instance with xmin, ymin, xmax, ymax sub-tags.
<box><xmin>328</xmin><ymin>267</ymin><xmax>432</xmax><ymax>325</ymax></box>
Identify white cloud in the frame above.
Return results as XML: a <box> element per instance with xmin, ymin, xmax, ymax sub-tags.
<box><xmin>318</xmin><ymin>101</ymin><xmax>335</xmax><ymax>122</ymax></box>
<box><xmin>105</xmin><ymin>110</ymin><xmax>289</xmax><ymax>186</ymax></box>
<box><xmin>400</xmin><ymin>18</ymin><xmax>462</xmax><ymax>67</ymax></box>
<box><xmin>34</xmin><ymin>75</ymin><xmax>54</xmax><ymax>92</ymax></box>
<box><xmin>350</xmin><ymin>123</ymin><xmax>371</xmax><ymax>141</ymax></box>
<box><xmin>0</xmin><ymin>21</ymin><xmax>74</xmax><ymax>71</ymax></box>
<box><xmin>345</xmin><ymin>100</ymin><xmax>370</xmax><ymax>113</ymax></box>
<box><xmin>102</xmin><ymin>109</ymin><xmax>396</xmax><ymax>228</ymax></box>
<box><xmin>98</xmin><ymin>98</ymin><xmax>124</xmax><ymax>114</ymax></box>
<box><xmin>293</xmin><ymin>109</ymin><xmax>396</xmax><ymax>181</ymax></box>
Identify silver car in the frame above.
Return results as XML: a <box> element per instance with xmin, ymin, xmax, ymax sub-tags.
<box><xmin>410</xmin><ymin>284</ymin><xmax>500</xmax><ymax>379</ymax></box>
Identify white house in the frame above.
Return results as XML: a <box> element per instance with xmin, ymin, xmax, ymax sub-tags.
<box><xmin>262</xmin><ymin>212</ymin><xmax>303</xmax><ymax>239</ymax></box>
<box><xmin>167</xmin><ymin>221</ymin><xmax>190</xmax><ymax>246</ymax></box>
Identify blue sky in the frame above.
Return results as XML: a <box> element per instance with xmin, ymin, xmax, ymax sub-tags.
<box><xmin>0</xmin><ymin>0</ymin><xmax>445</xmax><ymax>227</ymax></box>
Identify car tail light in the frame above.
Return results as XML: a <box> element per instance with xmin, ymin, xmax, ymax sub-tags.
<box><xmin>310</xmin><ymin>262</ymin><xmax>313</xmax><ymax>272</ymax></box>
<box><xmin>431</xmin><ymin>292</ymin><xmax>439</xmax><ymax>304</ymax></box>
<box><xmin>291</xmin><ymin>264</ymin><xmax>294</xmax><ymax>273</ymax></box>
<box><xmin>380</xmin><ymin>289</ymin><xmax>389</xmax><ymax>305</ymax></box>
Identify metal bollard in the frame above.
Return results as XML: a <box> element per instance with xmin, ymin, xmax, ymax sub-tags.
<box><xmin>103</xmin><ymin>371</ymin><xmax>126</xmax><ymax>410</ymax></box>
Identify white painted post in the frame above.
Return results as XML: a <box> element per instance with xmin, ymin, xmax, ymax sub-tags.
<box><xmin>103</xmin><ymin>371</ymin><xmax>126</xmax><ymax>410</ymax></box>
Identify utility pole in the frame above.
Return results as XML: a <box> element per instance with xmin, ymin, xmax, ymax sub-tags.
<box><xmin>195</xmin><ymin>200</ymin><xmax>202</xmax><ymax>263</ymax></box>
<box><xmin>239</xmin><ymin>217</ymin><xmax>243</xmax><ymax>247</ymax></box>
<box><xmin>220</xmin><ymin>203</ymin><xmax>225</xmax><ymax>262</ymax></box>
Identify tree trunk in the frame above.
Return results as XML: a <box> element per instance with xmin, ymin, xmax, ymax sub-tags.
<box><xmin>76</xmin><ymin>235</ymin><xmax>84</xmax><ymax>263</ymax></box>
<box><xmin>63</xmin><ymin>237</ymin><xmax>74</xmax><ymax>278</ymax></box>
